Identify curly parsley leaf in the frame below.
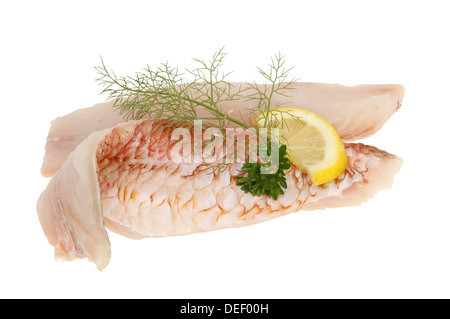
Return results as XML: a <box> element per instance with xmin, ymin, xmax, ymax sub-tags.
<box><xmin>236</xmin><ymin>144</ymin><xmax>291</xmax><ymax>200</ymax></box>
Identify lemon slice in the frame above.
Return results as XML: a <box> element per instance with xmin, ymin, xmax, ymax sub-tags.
<box><xmin>254</xmin><ymin>108</ymin><xmax>348</xmax><ymax>185</ymax></box>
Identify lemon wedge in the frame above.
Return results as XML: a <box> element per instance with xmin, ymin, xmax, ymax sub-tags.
<box><xmin>254</xmin><ymin>108</ymin><xmax>348</xmax><ymax>185</ymax></box>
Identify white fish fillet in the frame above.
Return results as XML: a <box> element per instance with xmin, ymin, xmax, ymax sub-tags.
<box><xmin>37</xmin><ymin>130</ymin><xmax>111</xmax><ymax>269</ymax></box>
<box><xmin>41</xmin><ymin>82</ymin><xmax>405</xmax><ymax>177</ymax></box>
<box><xmin>37</xmin><ymin>120</ymin><xmax>403</xmax><ymax>269</ymax></box>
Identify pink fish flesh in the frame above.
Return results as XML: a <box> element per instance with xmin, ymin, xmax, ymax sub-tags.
<box><xmin>37</xmin><ymin>120</ymin><xmax>403</xmax><ymax>269</ymax></box>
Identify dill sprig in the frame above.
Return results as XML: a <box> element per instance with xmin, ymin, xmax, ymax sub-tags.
<box><xmin>95</xmin><ymin>48</ymin><xmax>248</xmax><ymax>131</ymax></box>
<box><xmin>245</xmin><ymin>52</ymin><xmax>299</xmax><ymax>128</ymax></box>
<box><xmin>95</xmin><ymin>48</ymin><xmax>298</xmax><ymax>200</ymax></box>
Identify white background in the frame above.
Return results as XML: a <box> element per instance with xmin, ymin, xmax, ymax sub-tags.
<box><xmin>1</xmin><ymin>0</ymin><xmax>449</xmax><ymax>299</ymax></box>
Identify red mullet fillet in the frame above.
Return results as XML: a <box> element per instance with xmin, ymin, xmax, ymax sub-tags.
<box><xmin>41</xmin><ymin>82</ymin><xmax>405</xmax><ymax>177</ymax></box>
<box><xmin>37</xmin><ymin>120</ymin><xmax>403</xmax><ymax>269</ymax></box>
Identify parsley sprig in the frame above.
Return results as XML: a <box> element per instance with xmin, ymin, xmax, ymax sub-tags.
<box><xmin>236</xmin><ymin>144</ymin><xmax>291</xmax><ymax>200</ymax></box>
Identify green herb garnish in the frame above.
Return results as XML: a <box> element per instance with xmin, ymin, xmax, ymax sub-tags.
<box><xmin>236</xmin><ymin>144</ymin><xmax>291</xmax><ymax>200</ymax></box>
<box><xmin>95</xmin><ymin>48</ymin><xmax>298</xmax><ymax>200</ymax></box>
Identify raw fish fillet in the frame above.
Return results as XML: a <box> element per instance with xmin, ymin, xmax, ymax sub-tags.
<box><xmin>37</xmin><ymin>130</ymin><xmax>111</xmax><ymax>269</ymax></box>
<box><xmin>41</xmin><ymin>82</ymin><xmax>405</xmax><ymax>177</ymax></box>
<box><xmin>37</xmin><ymin>120</ymin><xmax>403</xmax><ymax>269</ymax></box>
